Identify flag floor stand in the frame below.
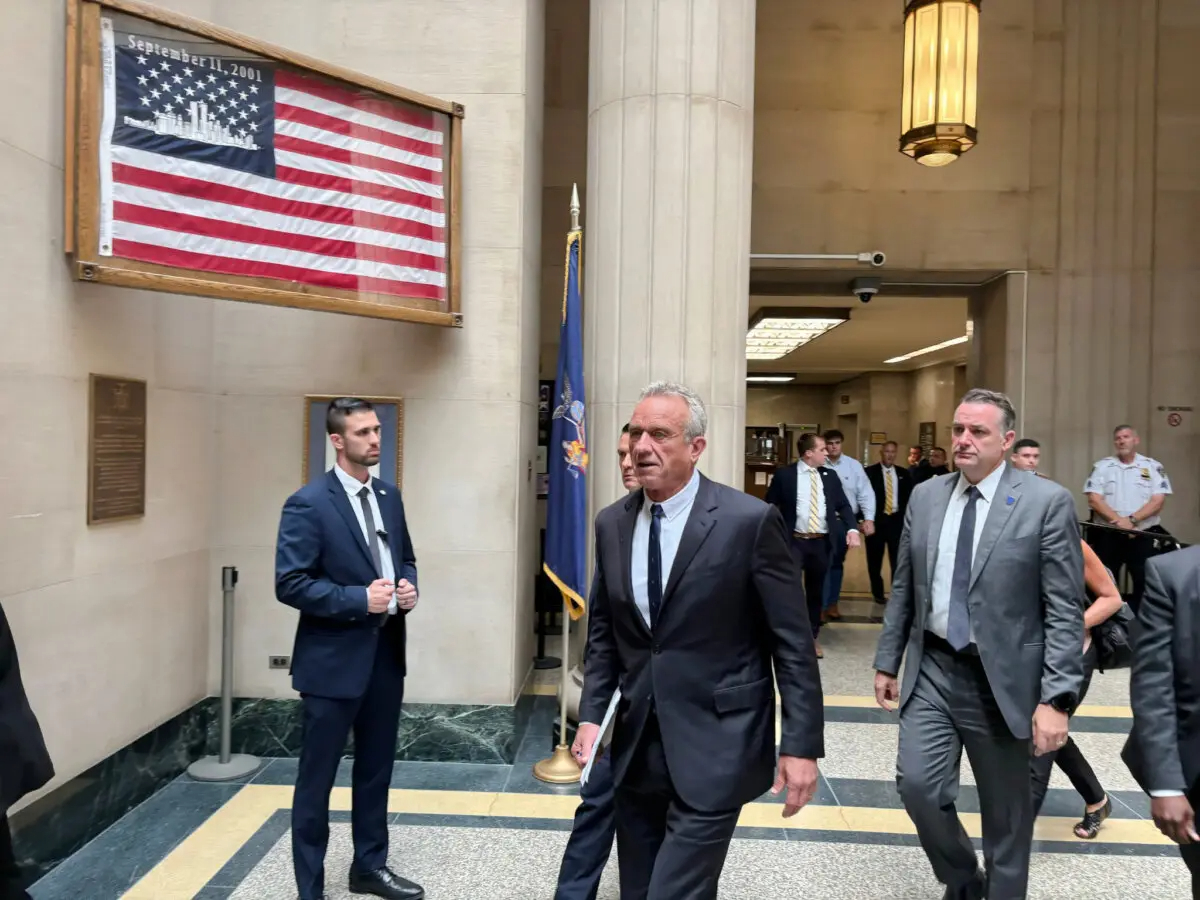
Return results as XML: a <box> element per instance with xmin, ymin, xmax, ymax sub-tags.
<box><xmin>533</xmin><ymin>599</ymin><xmax>581</xmax><ymax>785</ymax></box>
<box><xmin>532</xmin><ymin>744</ymin><xmax>581</xmax><ymax>784</ymax></box>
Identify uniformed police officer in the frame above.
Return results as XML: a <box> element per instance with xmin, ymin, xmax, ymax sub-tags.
<box><xmin>1083</xmin><ymin>424</ymin><xmax>1173</xmax><ymax>612</ymax></box>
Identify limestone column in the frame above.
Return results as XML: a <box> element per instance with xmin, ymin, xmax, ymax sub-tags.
<box><xmin>583</xmin><ymin>0</ymin><xmax>757</xmax><ymax>510</ymax></box>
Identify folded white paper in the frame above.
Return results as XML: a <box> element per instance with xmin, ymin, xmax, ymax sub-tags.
<box><xmin>580</xmin><ymin>686</ymin><xmax>621</xmax><ymax>786</ymax></box>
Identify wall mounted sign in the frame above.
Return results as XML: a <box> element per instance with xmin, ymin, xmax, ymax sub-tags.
<box><xmin>88</xmin><ymin>374</ymin><xmax>147</xmax><ymax>524</ymax></box>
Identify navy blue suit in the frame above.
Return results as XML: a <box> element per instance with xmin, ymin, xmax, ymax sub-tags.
<box><xmin>275</xmin><ymin>468</ymin><xmax>417</xmax><ymax>900</ymax></box>
<box><xmin>555</xmin><ymin>573</ymin><xmax>617</xmax><ymax>900</ymax></box>
<box><xmin>764</xmin><ymin>464</ymin><xmax>857</xmax><ymax>638</ymax></box>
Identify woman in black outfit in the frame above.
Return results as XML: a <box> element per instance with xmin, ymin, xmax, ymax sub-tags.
<box><xmin>1029</xmin><ymin>539</ymin><xmax>1124</xmax><ymax>838</ymax></box>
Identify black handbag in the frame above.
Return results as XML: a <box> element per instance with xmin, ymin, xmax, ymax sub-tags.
<box><xmin>1091</xmin><ymin>602</ymin><xmax>1134</xmax><ymax>672</ymax></box>
<box><xmin>1087</xmin><ymin>564</ymin><xmax>1135</xmax><ymax>673</ymax></box>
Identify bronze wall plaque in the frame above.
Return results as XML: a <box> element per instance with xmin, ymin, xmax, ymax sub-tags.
<box><xmin>88</xmin><ymin>374</ymin><xmax>147</xmax><ymax>524</ymax></box>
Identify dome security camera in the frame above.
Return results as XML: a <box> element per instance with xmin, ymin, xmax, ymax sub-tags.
<box><xmin>849</xmin><ymin>276</ymin><xmax>881</xmax><ymax>304</ymax></box>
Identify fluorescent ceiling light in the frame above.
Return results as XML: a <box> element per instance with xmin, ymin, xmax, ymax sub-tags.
<box><xmin>746</xmin><ymin>374</ymin><xmax>796</xmax><ymax>383</ymax></box>
<box><xmin>745</xmin><ymin>307</ymin><xmax>849</xmax><ymax>361</ymax></box>
<box><xmin>884</xmin><ymin>334</ymin><xmax>969</xmax><ymax>364</ymax></box>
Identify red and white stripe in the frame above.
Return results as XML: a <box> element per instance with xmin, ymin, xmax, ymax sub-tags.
<box><xmin>102</xmin><ymin>69</ymin><xmax>448</xmax><ymax>302</ymax></box>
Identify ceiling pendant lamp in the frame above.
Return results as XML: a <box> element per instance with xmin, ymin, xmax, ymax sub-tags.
<box><xmin>899</xmin><ymin>0</ymin><xmax>981</xmax><ymax>167</ymax></box>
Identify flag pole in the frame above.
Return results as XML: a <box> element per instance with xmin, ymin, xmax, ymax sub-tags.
<box><xmin>533</xmin><ymin>184</ymin><xmax>585</xmax><ymax>785</ymax></box>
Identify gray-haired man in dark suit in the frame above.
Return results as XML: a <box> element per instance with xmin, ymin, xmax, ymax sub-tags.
<box><xmin>873</xmin><ymin>389</ymin><xmax>1085</xmax><ymax>900</ymax></box>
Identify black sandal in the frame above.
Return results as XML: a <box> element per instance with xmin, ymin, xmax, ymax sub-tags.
<box><xmin>1073</xmin><ymin>796</ymin><xmax>1111</xmax><ymax>839</ymax></box>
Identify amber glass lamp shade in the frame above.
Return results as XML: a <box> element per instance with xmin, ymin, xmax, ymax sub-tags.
<box><xmin>899</xmin><ymin>0</ymin><xmax>980</xmax><ymax>167</ymax></box>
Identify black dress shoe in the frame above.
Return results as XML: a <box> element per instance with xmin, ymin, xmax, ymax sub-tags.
<box><xmin>942</xmin><ymin>869</ymin><xmax>986</xmax><ymax>900</ymax></box>
<box><xmin>349</xmin><ymin>865</ymin><xmax>425</xmax><ymax>900</ymax></box>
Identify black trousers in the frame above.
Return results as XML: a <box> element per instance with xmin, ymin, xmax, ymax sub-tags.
<box><xmin>1183</xmin><ymin>782</ymin><xmax>1200</xmax><ymax>899</ymax></box>
<box><xmin>866</xmin><ymin>512</ymin><xmax>903</xmax><ymax>601</ymax></box>
<box><xmin>614</xmin><ymin>713</ymin><xmax>741</xmax><ymax>900</ymax></box>
<box><xmin>791</xmin><ymin>535</ymin><xmax>830</xmax><ymax>639</ymax></box>
<box><xmin>1031</xmin><ymin>650</ymin><xmax>1105</xmax><ymax>813</ymax></box>
<box><xmin>1089</xmin><ymin>524</ymin><xmax>1170</xmax><ymax>613</ymax></box>
<box><xmin>0</xmin><ymin>815</ymin><xmax>30</xmax><ymax>900</ymax></box>
<box><xmin>292</xmin><ymin>640</ymin><xmax>405</xmax><ymax>900</ymax></box>
<box><xmin>554</xmin><ymin>750</ymin><xmax>617</xmax><ymax>900</ymax></box>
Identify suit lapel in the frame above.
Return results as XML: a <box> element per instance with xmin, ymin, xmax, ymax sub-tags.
<box><xmin>374</xmin><ymin>483</ymin><xmax>402</xmax><ymax>574</ymax></box>
<box><xmin>617</xmin><ymin>491</ymin><xmax>649</xmax><ymax>637</ymax></box>
<box><xmin>926</xmin><ymin>473</ymin><xmax>959</xmax><ymax>576</ymax></box>
<box><xmin>326</xmin><ymin>470</ymin><xmax>377</xmax><ymax>574</ymax></box>
<box><xmin>968</xmin><ymin>464</ymin><xmax>1021</xmax><ymax>590</ymax></box>
<box><xmin>662</xmin><ymin>477</ymin><xmax>718</xmax><ymax>608</ymax></box>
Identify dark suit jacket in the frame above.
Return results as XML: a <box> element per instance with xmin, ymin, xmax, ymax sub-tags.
<box><xmin>275</xmin><ymin>468</ymin><xmax>418</xmax><ymax>699</ymax></box>
<box><xmin>873</xmin><ymin>465</ymin><xmax>1085</xmax><ymax>739</ymax></box>
<box><xmin>0</xmin><ymin>603</ymin><xmax>54</xmax><ymax>811</ymax></box>
<box><xmin>763</xmin><ymin>463</ymin><xmax>858</xmax><ymax>550</ymax></box>
<box><xmin>910</xmin><ymin>462</ymin><xmax>949</xmax><ymax>486</ymax></box>
<box><xmin>580</xmin><ymin>475</ymin><xmax>823</xmax><ymax>812</ymax></box>
<box><xmin>865</xmin><ymin>463</ymin><xmax>912</xmax><ymax>519</ymax></box>
<box><xmin>1123</xmin><ymin>546</ymin><xmax>1200</xmax><ymax>794</ymax></box>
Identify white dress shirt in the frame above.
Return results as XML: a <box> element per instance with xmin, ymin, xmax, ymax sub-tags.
<box><xmin>793</xmin><ymin>462</ymin><xmax>828</xmax><ymax>534</ymax></box>
<box><xmin>927</xmin><ymin>463</ymin><xmax>1006</xmax><ymax>643</ymax></box>
<box><xmin>825</xmin><ymin>453</ymin><xmax>876</xmax><ymax>521</ymax></box>
<box><xmin>333</xmin><ymin>463</ymin><xmax>397</xmax><ymax>613</ymax></box>
<box><xmin>631</xmin><ymin>469</ymin><xmax>701</xmax><ymax>627</ymax></box>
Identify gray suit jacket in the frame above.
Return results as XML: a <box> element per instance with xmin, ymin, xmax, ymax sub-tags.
<box><xmin>873</xmin><ymin>463</ymin><xmax>1086</xmax><ymax>739</ymax></box>
<box><xmin>1122</xmin><ymin>546</ymin><xmax>1200</xmax><ymax>794</ymax></box>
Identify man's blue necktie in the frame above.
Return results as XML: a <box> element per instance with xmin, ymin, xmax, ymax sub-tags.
<box><xmin>947</xmin><ymin>486</ymin><xmax>981</xmax><ymax>651</ymax></box>
<box><xmin>648</xmin><ymin>504</ymin><xmax>664</xmax><ymax>627</ymax></box>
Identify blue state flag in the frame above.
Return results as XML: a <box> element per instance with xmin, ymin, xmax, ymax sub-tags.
<box><xmin>543</xmin><ymin>229</ymin><xmax>588</xmax><ymax>620</ymax></box>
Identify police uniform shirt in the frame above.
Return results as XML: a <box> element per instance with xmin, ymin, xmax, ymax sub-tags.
<box><xmin>1083</xmin><ymin>452</ymin><xmax>1173</xmax><ymax>529</ymax></box>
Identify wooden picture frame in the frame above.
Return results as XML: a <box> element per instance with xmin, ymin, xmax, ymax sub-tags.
<box><xmin>65</xmin><ymin>0</ymin><xmax>464</xmax><ymax>327</ymax></box>
<box><xmin>303</xmin><ymin>395</ymin><xmax>404</xmax><ymax>487</ymax></box>
<box><xmin>869</xmin><ymin>431</ymin><xmax>888</xmax><ymax>444</ymax></box>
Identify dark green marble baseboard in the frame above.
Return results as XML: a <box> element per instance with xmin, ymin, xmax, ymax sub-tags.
<box><xmin>10</xmin><ymin>693</ymin><xmax>537</xmax><ymax>890</ymax></box>
<box><xmin>223</xmin><ymin>697</ymin><xmax>534</xmax><ymax>764</ymax></box>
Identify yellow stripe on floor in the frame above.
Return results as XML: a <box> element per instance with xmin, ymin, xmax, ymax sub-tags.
<box><xmin>120</xmin><ymin>784</ymin><xmax>1171</xmax><ymax>900</ymax></box>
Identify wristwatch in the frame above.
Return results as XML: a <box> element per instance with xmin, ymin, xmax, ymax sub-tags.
<box><xmin>1130</xmin><ymin>515</ymin><xmax>1140</xmax><ymax>527</ymax></box>
<box><xmin>1046</xmin><ymin>693</ymin><xmax>1074</xmax><ymax>715</ymax></box>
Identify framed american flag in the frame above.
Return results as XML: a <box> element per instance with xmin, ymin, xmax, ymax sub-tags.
<box><xmin>65</xmin><ymin>0</ymin><xmax>464</xmax><ymax>326</ymax></box>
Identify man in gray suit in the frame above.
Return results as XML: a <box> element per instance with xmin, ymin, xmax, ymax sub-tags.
<box><xmin>873</xmin><ymin>389</ymin><xmax>1085</xmax><ymax>900</ymax></box>
<box><xmin>1122</xmin><ymin>545</ymin><xmax>1200</xmax><ymax>895</ymax></box>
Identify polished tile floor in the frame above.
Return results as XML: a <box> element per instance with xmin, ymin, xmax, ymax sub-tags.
<box><xmin>28</xmin><ymin>613</ymin><xmax>1194</xmax><ymax>899</ymax></box>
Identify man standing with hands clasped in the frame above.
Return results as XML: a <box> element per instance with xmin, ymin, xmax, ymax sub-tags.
<box><xmin>873</xmin><ymin>389</ymin><xmax>1085</xmax><ymax>900</ymax></box>
<box><xmin>572</xmin><ymin>382</ymin><xmax>824</xmax><ymax>900</ymax></box>
<box><xmin>276</xmin><ymin>398</ymin><xmax>423</xmax><ymax>900</ymax></box>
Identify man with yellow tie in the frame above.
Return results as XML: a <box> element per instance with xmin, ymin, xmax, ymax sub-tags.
<box><xmin>766</xmin><ymin>433</ymin><xmax>861</xmax><ymax>657</ymax></box>
<box><xmin>865</xmin><ymin>441</ymin><xmax>914</xmax><ymax>606</ymax></box>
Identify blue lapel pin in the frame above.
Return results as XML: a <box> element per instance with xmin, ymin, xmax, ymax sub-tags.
<box><xmin>1006</xmin><ymin>495</ymin><xmax>1015</xmax><ymax>506</ymax></box>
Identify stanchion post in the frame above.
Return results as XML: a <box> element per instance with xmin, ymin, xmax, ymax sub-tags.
<box><xmin>188</xmin><ymin>566</ymin><xmax>261</xmax><ymax>782</ymax></box>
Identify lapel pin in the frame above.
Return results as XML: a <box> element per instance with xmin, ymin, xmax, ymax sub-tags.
<box><xmin>378</xmin><ymin>488</ymin><xmax>386</xmax><ymax>495</ymax></box>
<box><xmin>1006</xmin><ymin>495</ymin><xmax>1015</xmax><ymax>506</ymax></box>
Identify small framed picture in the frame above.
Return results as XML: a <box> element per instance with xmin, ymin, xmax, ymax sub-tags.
<box><xmin>303</xmin><ymin>395</ymin><xmax>404</xmax><ymax>486</ymax></box>
<box><xmin>870</xmin><ymin>431</ymin><xmax>888</xmax><ymax>444</ymax></box>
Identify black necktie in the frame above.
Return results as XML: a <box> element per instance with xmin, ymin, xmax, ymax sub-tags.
<box><xmin>648</xmin><ymin>504</ymin><xmax>664</xmax><ymax>627</ymax></box>
<box><xmin>357</xmin><ymin>486</ymin><xmax>384</xmax><ymax>576</ymax></box>
<box><xmin>947</xmin><ymin>486</ymin><xmax>981</xmax><ymax>651</ymax></box>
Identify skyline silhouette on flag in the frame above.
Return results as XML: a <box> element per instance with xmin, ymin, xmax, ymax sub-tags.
<box><xmin>542</xmin><ymin>207</ymin><xmax>588</xmax><ymax>621</ymax></box>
